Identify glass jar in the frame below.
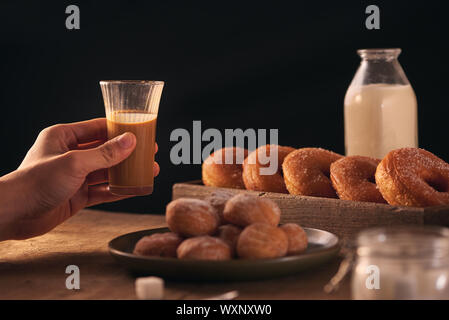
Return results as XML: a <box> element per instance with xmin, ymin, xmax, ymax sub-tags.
<box><xmin>351</xmin><ymin>226</ymin><xmax>449</xmax><ymax>300</ymax></box>
<box><xmin>344</xmin><ymin>48</ymin><xmax>418</xmax><ymax>159</ymax></box>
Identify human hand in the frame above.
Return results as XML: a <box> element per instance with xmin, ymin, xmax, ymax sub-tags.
<box><xmin>0</xmin><ymin>118</ymin><xmax>159</xmax><ymax>241</ymax></box>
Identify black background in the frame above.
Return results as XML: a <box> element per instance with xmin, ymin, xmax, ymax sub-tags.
<box><xmin>0</xmin><ymin>1</ymin><xmax>447</xmax><ymax>214</ymax></box>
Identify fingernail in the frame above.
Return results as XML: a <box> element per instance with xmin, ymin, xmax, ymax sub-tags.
<box><xmin>117</xmin><ymin>133</ymin><xmax>134</xmax><ymax>149</ymax></box>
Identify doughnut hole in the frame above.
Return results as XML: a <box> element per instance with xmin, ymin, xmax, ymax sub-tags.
<box><xmin>177</xmin><ymin>236</ymin><xmax>232</xmax><ymax>260</ymax></box>
<box><xmin>166</xmin><ymin>198</ymin><xmax>219</xmax><ymax>237</ymax></box>
<box><xmin>223</xmin><ymin>193</ymin><xmax>281</xmax><ymax>227</ymax></box>
<box><xmin>279</xmin><ymin>223</ymin><xmax>308</xmax><ymax>255</ymax></box>
<box><xmin>204</xmin><ymin>190</ymin><xmax>235</xmax><ymax>225</ymax></box>
<box><xmin>237</xmin><ymin>223</ymin><xmax>288</xmax><ymax>259</ymax></box>
<box><xmin>216</xmin><ymin>224</ymin><xmax>242</xmax><ymax>257</ymax></box>
<box><xmin>133</xmin><ymin>232</ymin><xmax>184</xmax><ymax>257</ymax></box>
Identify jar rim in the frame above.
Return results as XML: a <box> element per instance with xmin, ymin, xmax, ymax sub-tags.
<box><xmin>357</xmin><ymin>48</ymin><xmax>401</xmax><ymax>59</ymax></box>
<box><xmin>356</xmin><ymin>226</ymin><xmax>449</xmax><ymax>260</ymax></box>
<box><xmin>100</xmin><ymin>80</ymin><xmax>164</xmax><ymax>86</ymax></box>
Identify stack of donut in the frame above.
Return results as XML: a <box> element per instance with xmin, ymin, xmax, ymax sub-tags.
<box><xmin>134</xmin><ymin>192</ymin><xmax>308</xmax><ymax>260</ymax></box>
<box><xmin>202</xmin><ymin>146</ymin><xmax>449</xmax><ymax>208</ymax></box>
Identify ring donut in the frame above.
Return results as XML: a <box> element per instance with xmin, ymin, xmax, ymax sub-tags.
<box><xmin>330</xmin><ymin>156</ymin><xmax>386</xmax><ymax>203</ymax></box>
<box><xmin>282</xmin><ymin>148</ymin><xmax>343</xmax><ymax>198</ymax></box>
<box><xmin>375</xmin><ymin>148</ymin><xmax>449</xmax><ymax>207</ymax></box>
<box><xmin>242</xmin><ymin>145</ymin><xmax>295</xmax><ymax>193</ymax></box>
<box><xmin>202</xmin><ymin>147</ymin><xmax>248</xmax><ymax>189</ymax></box>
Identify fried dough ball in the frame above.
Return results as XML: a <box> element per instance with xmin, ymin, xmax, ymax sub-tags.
<box><xmin>279</xmin><ymin>223</ymin><xmax>308</xmax><ymax>255</ymax></box>
<box><xmin>236</xmin><ymin>223</ymin><xmax>288</xmax><ymax>259</ymax></box>
<box><xmin>216</xmin><ymin>224</ymin><xmax>242</xmax><ymax>256</ymax></box>
<box><xmin>133</xmin><ymin>232</ymin><xmax>183</xmax><ymax>258</ymax></box>
<box><xmin>202</xmin><ymin>147</ymin><xmax>248</xmax><ymax>189</ymax></box>
<box><xmin>223</xmin><ymin>193</ymin><xmax>281</xmax><ymax>227</ymax></box>
<box><xmin>177</xmin><ymin>236</ymin><xmax>232</xmax><ymax>260</ymax></box>
<box><xmin>166</xmin><ymin>198</ymin><xmax>219</xmax><ymax>237</ymax></box>
<box><xmin>204</xmin><ymin>190</ymin><xmax>235</xmax><ymax>225</ymax></box>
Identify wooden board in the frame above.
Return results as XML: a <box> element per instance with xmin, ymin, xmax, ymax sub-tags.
<box><xmin>172</xmin><ymin>181</ymin><xmax>449</xmax><ymax>242</ymax></box>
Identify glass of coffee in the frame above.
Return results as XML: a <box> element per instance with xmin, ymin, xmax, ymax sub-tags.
<box><xmin>100</xmin><ymin>80</ymin><xmax>164</xmax><ymax>196</ymax></box>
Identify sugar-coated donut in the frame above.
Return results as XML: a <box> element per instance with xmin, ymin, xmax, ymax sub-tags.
<box><xmin>242</xmin><ymin>145</ymin><xmax>295</xmax><ymax>193</ymax></box>
<box><xmin>375</xmin><ymin>148</ymin><xmax>449</xmax><ymax>207</ymax></box>
<box><xmin>133</xmin><ymin>232</ymin><xmax>183</xmax><ymax>258</ymax></box>
<box><xmin>223</xmin><ymin>193</ymin><xmax>281</xmax><ymax>227</ymax></box>
<box><xmin>177</xmin><ymin>236</ymin><xmax>232</xmax><ymax>260</ymax></box>
<box><xmin>282</xmin><ymin>148</ymin><xmax>343</xmax><ymax>198</ymax></box>
<box><xmin>204</xmin><ymin>190</ymin><xmax>235</xmax><ymax>225</ymax></box>
<box><xmin>330</xmin><ymin>156</ymin><xmax>386</xmax><ymax>203</ymax></box>
<box><xmin>279</xmin><ymin>223</ymin><xmax>308</xmax><ymax>255</ymax></box>
<box><xmin>216</xmin><ymin>224</ymin><xmax>242</xmax><ymax>256</ymax></box>
<box><xmin>166</xmin><ymin>198</ymin><xmax>219</xmax><ymax>237</ymax></box>
<box><xmin>202</xmin><ymin>147</ymin><xmax>248</xmax><ymax>189</ymax></box>
<box><xmin>237</xmin><ymin>223</ymin><xmax>288</xmax><ymax>259</ymax></box>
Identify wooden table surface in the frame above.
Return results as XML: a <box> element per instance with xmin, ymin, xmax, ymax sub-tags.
<box><xmin>0</xmin><ymin>209</ymin><xmax>350</xmax><ymax>300</ymax></box>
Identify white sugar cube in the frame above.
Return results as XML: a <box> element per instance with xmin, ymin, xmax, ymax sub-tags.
<box><xmin>135</xmin><ymin>276</ymin><xmax>164</xmax><ymax>300</ymax></box>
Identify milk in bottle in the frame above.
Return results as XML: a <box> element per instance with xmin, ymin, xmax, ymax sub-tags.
<box><xmin>344</xmin><ymin>49</ymin><xmax>418</xmax><ymax>159</ymax></box>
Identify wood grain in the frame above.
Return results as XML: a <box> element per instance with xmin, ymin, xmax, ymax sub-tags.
<box><xmin>0</xmin><ymin>208</ymin><xmax>349</xmax><ymax>300</ymax></box>
<box><xmin>173</xmin><ymin>181</ymin><xmax>449</xmax><ymax>241</ymax></box>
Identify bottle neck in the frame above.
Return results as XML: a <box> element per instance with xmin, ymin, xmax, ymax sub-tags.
<box><xmin>351</xmin><ymin>49</ymin><xmax>410</xmax><ymax>86</ymax></box>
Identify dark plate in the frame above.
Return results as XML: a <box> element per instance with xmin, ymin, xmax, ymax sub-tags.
<box><xmin>108</xmin><ymin>227</ymin><xmax>340</xmax><ymax>281</ymax></box>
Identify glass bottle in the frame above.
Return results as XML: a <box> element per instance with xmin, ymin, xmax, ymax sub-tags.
<box><xmin>351</xmin><ymin>226</ymin><xmax>449</xmax><ymax>300</ymax></box>
<box><xmin>344</xmin><ymin>48</ymin><xmax>418</xmax><ymax>159</ymax></box>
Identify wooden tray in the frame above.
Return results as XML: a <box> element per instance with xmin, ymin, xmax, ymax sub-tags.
<box><xmin>172</xmin><ymin>180</ymin><xmax>449</xmax><ymax>242</ymax></box>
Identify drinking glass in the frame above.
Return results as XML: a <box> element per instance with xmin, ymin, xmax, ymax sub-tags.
<box><xmin>100</xmin><ymin>80</ymin><xmax>164</xmax><ymax>196</ymax></box>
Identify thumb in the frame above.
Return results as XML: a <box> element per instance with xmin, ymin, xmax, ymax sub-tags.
<box><xmin>75</xmin><ymin>132</ymin><xmax>136</xmax><ymax>174</ymax></box>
